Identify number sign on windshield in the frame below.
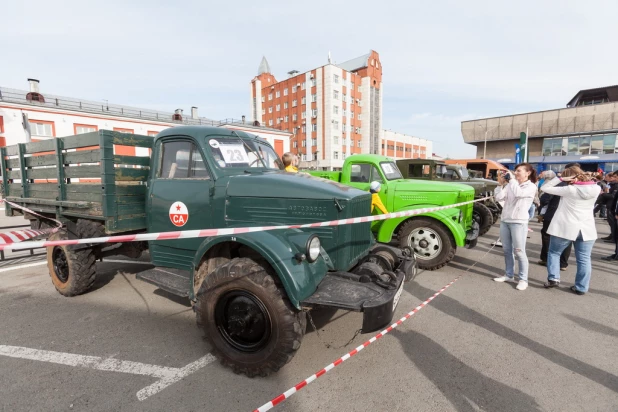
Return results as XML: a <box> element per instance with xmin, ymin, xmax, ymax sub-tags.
<box><xmin>220</xmin><ymin>144</ymin><xmax>249</xmax><ymax>164</ymax></box>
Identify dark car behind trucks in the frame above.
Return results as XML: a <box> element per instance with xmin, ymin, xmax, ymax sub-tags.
<box><xmin>1</xmin><ymin>127</ymin><xmax>415</xmax><ymax>377</ymax></box>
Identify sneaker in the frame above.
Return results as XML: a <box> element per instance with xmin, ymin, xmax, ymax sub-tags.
<box><xmin>560</xmin><ymin>267</ymin><xmax>567</xmax><ymax>271</ymax></box>
<box><xmin>544</xmin><ymin>280</ymin><xmax>560</xmax><ymax>288</ymax></box>
<box><xmin>494</xmin><ymin>276</ymin><xmax>514</xmax><ymax>283</ymax></box>
<box><xmin>516</xmin><ymin>280</ymin><xmax>528</xmax><ymax>291</ymax></box>
<box><xmin>601</xmin><ymin>236</ymin><xmax>612</xmax><ymax>240</ymax></box>
<box><xmin>570</xmin><ymin>285</ymin><xmax>585</xmax><ymax>295</ymax></box>
<box><xmin>537</xmin><ymin>260</ymin><xmax>547</xmax><ymax>266</ymax></box>
<box><xmin>601</xmin><ymin>254</ymin><xmax>618</xmax><ymax>261</ymax></box>
<box><xmin>491</xmin><ymin>241</ymin><xmax>503</xmax><ymax>247</ymax></box>
<box><xmin>603</xmin><ymin>239</ymin><xmax>616</xmax><ymax>243</ymax></box>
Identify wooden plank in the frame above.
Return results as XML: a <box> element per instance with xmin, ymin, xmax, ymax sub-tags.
<box><xmin>109</xmin><ymin>130</ymin><xmax>153</xmax><ymax>148</ymax></box>
<box><xmin>65</xmin><ymin>191</ymin><xmax>103</xmax><ymax>202</ymax></box>
<box><xmin>106</xmin><ymin>215</ymin><xmax>147</xmax><ymax>234</ymax></box>
<box><xmin>5</xmin><ymin>197</ymin><xmax>93</xmax><ymax>209</ymax></box>
<box><xmin>5</xmin><ymin>184</ymin><xmax>22</xmax><ymax>197</ymax></box>
<box><xmin>27</xmin><ymin>190</ymin><xmax>57</xmax><ymax>200</ymax></box>
<box><xmin>7</xmin><ymin>170</ymin><xmax>21</xmax><ymax>179</ymax></box>
<box><xmin>115</xmin><ymin>168</ymin><xmax>149</xmax><ymax>181</ymax></box>
<box><xmin>114</xmin><ymin>155</ymin><xmax>150</xmax><ymax>167</ymax></box>
<box><xmin>64</xmin><ymin>166</ymin><xmax>101</xmax><ymax>178</ymax></box>
<box><xmin>24</xmin><ymin>139</ymin><xmax>56</xmax><ymax>154</ymax></box>
<box><xmin>5</xmin><ymin>146</ymin><xmax>19</xmax><ymax>156</ymax></box>
<box><xmin>117</xmin><ymin>202</ymin><xmax>147</xmax><ymax>215</ymax></box>
<box><xmin>64</xmin><ymin>150</ymin><xmax>100</xmax><ymax>165</ymax></box>
<box><xmin>115</xmin><ymin>185</ymin><xmax>146</xmax><ymax>196</ymax></box>
<box><xmin>21</xmin><ymin>154</ymin><xmax>57</xmax><ymax>168</ymax></box>
<box><xmin>26</xmin><ymin>167</ymin><xmax>58</xmax><ymax>179</ymax></box>
<box><xmin>26</xmin><ymin>183</ymin><xmax>59</xmax><ymax>192</ymax></box>
<box><xmin>62</xmin><ymin>132</ymin><xmax>101</xmax><ymax>150</ymax></box>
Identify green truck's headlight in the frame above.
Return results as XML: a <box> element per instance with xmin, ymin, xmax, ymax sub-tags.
<box><xmin>306</xmin><ymin>235</ymin><xmax>321</xmax><ymax>262</ymax></box>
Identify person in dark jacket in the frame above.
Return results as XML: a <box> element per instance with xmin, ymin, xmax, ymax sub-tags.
<box><xmin>538</xmin><ymin>170</ymin><xmax>571</xmax><ymax>270</ymax></box>
<box><xmin>602</xmin><ymin>173</ymin><xmax>618</xmax><ymax>260</ymax></box>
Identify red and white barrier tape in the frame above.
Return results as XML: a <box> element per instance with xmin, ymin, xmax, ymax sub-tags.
<box><xmin>0</xmin><ymin>199</ymin><xmax>62</xmax><ymax>244</ymax></box>
<box><xmin>253</xmin><ymin>274</ymin><xmax>463</xmax><ymax>412</ymax></box>
<box><xmin>0</xmin><ymin>196</ymin><xmax>490</xmax><ymax>251</ymax></box>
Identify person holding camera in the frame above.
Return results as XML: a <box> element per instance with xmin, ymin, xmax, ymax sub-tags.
<box><xmin>493</xmin><ymin>163</ymin><xmax>538</xmax><ymax>291</ymax></box>
<box><xmin>541</xmin><ymin>166</ymin><xmax>601</xmax><ymax>295</ymax></box>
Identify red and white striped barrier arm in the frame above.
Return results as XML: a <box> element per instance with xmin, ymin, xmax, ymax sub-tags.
<box><xmin>0</xmin><ymin>197</ymin><xmax>490</xmax><ymax>251</ymax></box>
<box><xmin>253</xmin><ymin>275</ymin><xmax>463</xmax><ymax>412</ymax></box>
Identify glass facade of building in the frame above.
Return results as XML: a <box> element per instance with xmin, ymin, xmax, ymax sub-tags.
<box><xmin>542</xmin><ymin>134</ymin><xmax>618</xmax><ymax>156</ymax></box>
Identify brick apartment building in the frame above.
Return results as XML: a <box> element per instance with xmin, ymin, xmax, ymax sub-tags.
<box><xmin>250</xmin><ymin>50</ymin><xmax>430</xmax><ymax>170</ymax></box>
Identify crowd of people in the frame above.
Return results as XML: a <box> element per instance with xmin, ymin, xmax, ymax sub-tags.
<box><xmin>493</xmin><ymin>162</ymin><xmax>617</xmax><ymax>295</ymax></box>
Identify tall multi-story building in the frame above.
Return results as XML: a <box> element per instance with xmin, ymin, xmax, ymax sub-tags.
<box><xmin>0</xmin><ymin>79</ymin><xmax>292</xmax><ymax>156</ymax></box>
<box><xmin>250</xmin><ymin>50</ymin><xmax>429</xmax><ymax>170</ymax></box>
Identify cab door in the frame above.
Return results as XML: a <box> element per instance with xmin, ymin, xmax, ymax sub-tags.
<box><xmin>147</xmin><ymin>138</ymin><xmax>214</xmax><ymax>270</ymax></box>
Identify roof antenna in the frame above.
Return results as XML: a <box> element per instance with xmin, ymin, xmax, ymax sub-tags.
<box><xmin>328</xmin><ymin>51</ymin><xmax>332</xmax><ymax>64</ymax></box>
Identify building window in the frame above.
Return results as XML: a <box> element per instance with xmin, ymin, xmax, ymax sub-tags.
<box><xmin>343</xmin><ymin>110</ymin><xmax>347</xmax><ymax>117</ymax></box>
<box><xmin>312</xmin><ymin>124</ymin><xmax>317</xmax><ymax>132</ymax></box>
<box><xmin>312</xmin><ymin>139</ymin><xmax>317</xmax><ymax>146</ymax></box>
<box><xmin>357</xmin><ymin>140</ymin><xmax>362</xmax><ymax>148</ymax></box>
<box><xmin>358</xmin><ymin>114</ymin><xmax>362</xmax><ymax>120</ymax></box>
<box><xmin>292</xmin><ymin>114</ymin><xmax>298</xmax><ymax>121</ymax></box>
<box><xmin>333</xmin><ymin>90</ymin><xmax>339</xmax><ymax>100</ymax></box>
<box><xmin>276</xmin><ymin>91</ymin><xmax>280</xmax><ymax>98</ymax></box>
<box><xmin>311</xmin><ymin>93</ymin><xmax>317</xmax><ymax>102</ymax></box>
<box><xmin>333</xmin><ymin>121</ymin><xmax>339</xmax><ymax>130</ymax></box>
<box><xmin>292</xmin><ymin>141</ymin><xmax>298</xmax><ymax>148</ymax></box>
<box><xmin>350</xmin><ymin>112</ymin><xmax>354</xmax><ymax>119</ymax></box>
<box><xmin>302</xmin><ymin>140</ymin><xmax>306</xmax><ymax>147</ymax></box>
<box><xmin>262</xmin><ymin>109</ymin><xmax>265</xmax><ymax>115</ymax></box>
<box><xmin>268</xmin><ymin>93</ymin><xmax>273</xmax><ymax>101</ymax></box>
<box><xmin>350</xmin><ymin>99</ymin><xmax>354</xmax><ymax>106</ymax></box>
<box><xmin>334</xmin><ymin>74</ymin><xmax>339</xmax><ymax>84</ymax></box>
<box><xmin>301</xmin><ymin>112</ymin><xmax>306</xmax><ymax>119</ymax></box>
<box><xmin>29</xmin><ymin>120</ymin><xmax>55</xmax><ymax>137</ymax></box>
<box><xmin>311</xmin><ymin>109</ymin><xmax>318</xmax><ymax>117</ymax></box>
<box><xmin>284</xmin><ymin>88</ymin><xmax>288</xmax><ymax>96</ymax></box>
<box><xmin>300</xmin><ymin>125</ymin><xmax>306</xmax><ymax>133</ymax></box>
<box><xmin>334</xmin><ymin>136</ymin><xmax>339</xmax><ymax>144</ymax></box>
<box><xmin>333</xmin><ymin>106</ymin><xmax>339</xmax><ymax>114</ymax></box>
<box><xmin>301</xmin><ymin>82</ymin><xmax>306</xmax><ymax>90</ymax></box>
<box><xmin>276</xmin><ymin>118</ymin><xmax>281</xmax><ymax>125</ymax></box>
<box><xmin>311</xmin><ymin>78</ymin><xmax>316</xmax><ymax>87</ymax></box>
<box><xmin>301</xmin><ymin>96</ymin><xmax>306</xmax><ymax>104</ymax></box>
<box><xmin>292</xmin><ymin>99</ymin><xmax>297</xmax><ymax>107</ymax></box>
<box><xmin>74</xmin><ymin>124</ymin><xmax>97</xmax><ymax>134</ymax></box>
<box><xmin>284</xmin><ymin>115</ymin><xmax>289</xmax><ymax>122</ymax></box>
<box><xmin>342</xmin><ymin>94</ymin><xmax>347</xmax><ymax>103</ymax></box>
<box><xmin>269</xmin><ymin>107</ymin><xmax>273</xmax><ymax>113</ymax></box>
<box><xmin>261</xmin><ymin>96</ymin><xmax>265</xmax><ymax>102</ymax></box>
<box><xmin>284</xmin><ymin>102</ymin><xmax>288</xmax><ymax>109</ymax></box>
<box><xmin>334</xmin><ymin>151</ymin><xmax>339</xmax><ymax>159</ymax></box>
<box><xmin>269</xmin><ymin>120</ymin><xmax>273</xmax><ymax>126</ymax></box>
<box><xmin>292</xmin><ymin>85</ymin><xmax>297</xmax><ymax>93</ymax></box>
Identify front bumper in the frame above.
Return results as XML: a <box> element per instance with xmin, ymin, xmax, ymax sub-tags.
<box><xmin>465</xmin><ymin>220</ymin><xmax>480</xmax><ymax>249</ymax></box>
<box><xmin>300</xmin><ymin>245</ymin><xmax>417</xmax><ymax>333</ymax></box>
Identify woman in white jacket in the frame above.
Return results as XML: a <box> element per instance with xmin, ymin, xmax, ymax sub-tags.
<box><xmin>541</xmin><ymin>166</ymin><xmax>601</xmax><ymax>295</ymax></box>
<box><xmin>493</xmin><ymin>163</ymin><xmax>538</xmax><ymax>291</ymax></box>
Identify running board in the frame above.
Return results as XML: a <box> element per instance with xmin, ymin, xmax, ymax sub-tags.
<box><xmin>136</xmin><ymin>267</ymin><xmax>191</xmax><ymax>297</ymax></box>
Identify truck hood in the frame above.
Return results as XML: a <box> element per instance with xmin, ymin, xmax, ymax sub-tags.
<box><xmin>392</xmin><ymin>179</ymin><xmax>475</xmax><ymax>195</ymax></box>
<box><xmin>225</xmin><ymin>171</ymin><xmax>367</xmax><ymax>200</ymax></box>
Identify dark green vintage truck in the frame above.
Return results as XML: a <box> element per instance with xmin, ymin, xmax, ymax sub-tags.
<box><xmin>2</xmin><ymin>126</ymin><xmax>415</xmax><ymax>377</ymax></box>
<box><xmin>396</xmin><ymin>159</ymin><xmax>501</xmax><ymax>236</ymax></box>
<box><xmin>308</xmin><ymin>155</ymin><xmax>479</xmax><ymax>271</ymax></box>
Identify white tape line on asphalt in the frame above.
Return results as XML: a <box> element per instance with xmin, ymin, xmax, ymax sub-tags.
<box><xmin>0</xmin><ymin>345</ymin><xmax>216</xmax><ymax>401</ymax></box>
<box><xmin>0</xmin><ymin>261</ymin><xmax>47</xmax><ymax>273</ymax></box>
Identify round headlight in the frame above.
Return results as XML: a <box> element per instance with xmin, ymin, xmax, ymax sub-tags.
<box><xmin>306</xmin><ymin>235</ymin><xmax>321</xmax><ymax>263</ymax></box>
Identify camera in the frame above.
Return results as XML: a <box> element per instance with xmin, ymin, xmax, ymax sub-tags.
<box><xmin>500</xmin><ymin>170</ymin><xmax>510</xmax><ymax>182</ymax></box>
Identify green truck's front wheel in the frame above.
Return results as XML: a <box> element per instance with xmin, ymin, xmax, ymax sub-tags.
<box><xmin>46</xmin><ymin>231</ymin><xmax>97</xmax><ymax>297</ymax></box>
<box><xmin>398</xmin><ymin>218</ymin><xmax>456</xmax><ymax>271</ymax></box>
<box><xmin>473</xmin><ymin>203</ymin><xmax>494</xmax><ymax>236</ymax></box>
<box><xmin>194</xmin><ymin>257</ymin><xmax>306</xmax><ymax>377</ymax></box>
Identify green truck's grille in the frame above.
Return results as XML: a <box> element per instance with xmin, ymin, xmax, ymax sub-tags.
<box><xmin>458</xmin><ymin>191</ymin><xmax>475</xmax><ymax>229</ymax></box>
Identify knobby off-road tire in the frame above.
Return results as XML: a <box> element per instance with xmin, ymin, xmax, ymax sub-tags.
<box><xmin>473</xmin><ymin>203</ymin><xmax>494</xmax><ymax>236</ymax></box>
<box><xmin>194</xmin><ymin>257</ymin><xmax>306</xmax><ymax>377</ymax></box>
<box><xmin>398</xmin><ymin>217</ymin><xmax>456</xmax><ymax>271</ymax></box>
<box><xmin>45</xmin><ymin>220</ymin><xmax>104</xmax><ymax>297</ymax></box>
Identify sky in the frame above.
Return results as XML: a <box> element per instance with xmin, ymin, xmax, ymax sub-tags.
<box><xmin>2</xmin><ymin>0</ymin><xmax>617</xmax><ymax>158</ymax></box>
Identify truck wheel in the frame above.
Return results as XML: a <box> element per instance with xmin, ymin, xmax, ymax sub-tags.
<box><xmin>473</xmin><ymin>203</ymin><xmax>494</xmax><ymax>236</ymax></box>
<box><xmin>46</xmin><ymin>231</ymin><xmax>97</xmax><ymax>297</ymax></box>
<box><xmin>398</xmin><ymin>217</ymin><xmax>456</xmax><ymax>271</ymax></box>
<box><xmin>194</xmin><ymin>257</ymin><xmax>306</xmax><ymax>377</ymax></box>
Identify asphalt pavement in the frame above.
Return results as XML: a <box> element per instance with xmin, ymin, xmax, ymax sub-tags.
<box><xmin>0</xmin><ymin>213</ymin><xmax>617</xmax><ymax>412</ymax></box>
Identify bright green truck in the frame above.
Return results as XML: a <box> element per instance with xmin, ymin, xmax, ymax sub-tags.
<box><xmin>2</xmin><ymin>127</ymin><xmax>416</xmax><ymax>377</ymax></box>
<box><xmin>309</xmin><ymin>155</ymin><xmax>479</xmax><ymax>270</ymax></box>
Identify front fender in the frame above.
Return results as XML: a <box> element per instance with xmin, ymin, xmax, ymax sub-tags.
<box><xmin>374</xmin><ymin>206</ymin><xmax>467</xmax><ymax>247</ymax></box>
<box><xmin>192</xmin><ymin>229</ymin><xmax>329</xmax><ymax>308</ymax></box>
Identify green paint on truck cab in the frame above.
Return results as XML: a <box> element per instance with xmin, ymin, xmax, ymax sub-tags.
<box><xmin>309</xmin><ymin>154</ymin><xmax>479</xmax><ymax>270</ymax></box>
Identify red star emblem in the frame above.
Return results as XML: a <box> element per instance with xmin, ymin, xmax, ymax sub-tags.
<box><xmin>176</xmin><ymin>204</ymin><xmax>181</xmax><ymax>211</ymax></box>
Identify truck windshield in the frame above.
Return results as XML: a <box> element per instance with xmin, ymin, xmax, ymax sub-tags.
<box><xmin>380</xmin><ymin>162</ymin><xmax>403</xmax><ymax>180</ymax></box>
<box><xmin>459</xmin><ymin>167</ymin><xmax>469</xmax><ymax>179</ymax></box>
<box><xmin>436</xmin><ymin>164</ymin><xmax>448</xmax><ymax>178</ymax></box>
<box><xmin>208</xmin><ymin>138</ymin><xmax>283</xmax><ymax>170</ymax></box>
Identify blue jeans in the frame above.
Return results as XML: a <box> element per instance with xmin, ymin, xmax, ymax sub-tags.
<box><xmin>500</xmin><ymin>221</ymin><xmax>529</xmax><ymax>281</ymax></box>
<box><xmin>548</xmin><ymin>233</ymin><xmax>594</xmax><ymax>292</ymax></box>
<box><xmin>528</xmin><ymin>204</ymin><xmax>535</xmax><ymax>220</ymax></box>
